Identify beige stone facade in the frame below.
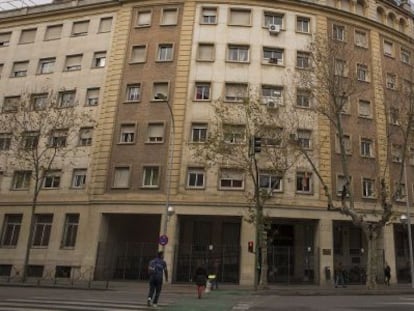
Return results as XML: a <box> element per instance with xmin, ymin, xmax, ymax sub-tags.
<box><xmin>0</xmin><ymin>0</ymin><xmax>414</xmax><ymax>286</ymax></box>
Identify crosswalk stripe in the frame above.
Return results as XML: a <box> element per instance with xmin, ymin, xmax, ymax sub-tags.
<box><xmin>0</xmin><ymin>298</ymin><xmax>167</xmax><ymax>310</ymax></box>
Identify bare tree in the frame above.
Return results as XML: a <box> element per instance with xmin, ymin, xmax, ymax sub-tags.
<box><xmin>190</xmin><ymin>88</ymin><xmax>300</xmax><ymax>288</ymax></box>
<box><xmin>0</xmin><ymin>90</ymin><xmax>94</xmax><ymax>281</ymax></box>
<box><xmin>297</xmin><ymin>33</ymin><xmax>414</xmax><ymax>288</ymax></box>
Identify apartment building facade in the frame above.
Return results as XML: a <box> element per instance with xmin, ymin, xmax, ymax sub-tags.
<box><xmin>1</xmin><ymin>0</ymin><xmax>414</xmax><ymax>286</ymax></box>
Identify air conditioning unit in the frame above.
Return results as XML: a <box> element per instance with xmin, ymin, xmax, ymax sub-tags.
<box><xmin>268</xmin><ymin>24</ymin><xmax>281</xmax><ymax>35</ymax></box>
<box><xmin>262</xmin><ymin>97</ymin><xmax>280</xmax><ymax>108</ymax></box>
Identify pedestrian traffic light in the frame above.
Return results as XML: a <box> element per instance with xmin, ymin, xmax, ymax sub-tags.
<box><xmin>253</xmin><ymin>136</ymin><xmax>261</xmax><ymax>153</ymax></box>
<box><xmin>248</xmin><ymin>241</ymin><xmax>254</xmax><ymax>253</ymax></box>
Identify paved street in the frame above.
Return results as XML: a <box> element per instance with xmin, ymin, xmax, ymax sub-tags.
<box><xmin>1</xmin><ymin>283</ymin><xmax>414</xmax><ymax>310</ymax></box>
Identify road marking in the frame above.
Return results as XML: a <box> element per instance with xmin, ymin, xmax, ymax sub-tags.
<box><xmin>232</xmin><ymin>303</ymin><xmax>250</xmax><ymax>310</ymax></box>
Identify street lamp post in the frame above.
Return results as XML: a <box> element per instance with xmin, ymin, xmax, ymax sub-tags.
<box><xmin>159</xmin><ymin>94</ymin><xmax>175</xmax><ymax>248</ymax></box>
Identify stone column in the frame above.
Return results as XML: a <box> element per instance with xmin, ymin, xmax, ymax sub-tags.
<box><xmin>163</xmin><ymin>213</ymin><xmax>177</xmax><ymax>283</ymax></box>
<box><xmin>316</xmin><ymin>218</ymin><xmax>334</xmax><ymax>286</ymax></box>
<box><xmin>239</xmin><ymin>220</ymin><xmax>255</xmax><ymax>286</ymax></box>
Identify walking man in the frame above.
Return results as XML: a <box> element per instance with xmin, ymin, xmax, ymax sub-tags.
<box><xmin>147</xmin><ymin>251</ymin><xmax>168</xmax><ymax>307</ymax></box>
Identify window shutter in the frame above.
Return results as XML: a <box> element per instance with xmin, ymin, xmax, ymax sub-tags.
<box><xmin>20</xmin><ymin>29</ymin><xmax>36</xmax><ymax>43</ymax></box>
<box><xmin>45</xmin><ymin>25</ymin><xmax>62</xmax><ymax>40</ymax></box>
<box><xmin>131</xmin><ymin>46</ymin><xmax>146</xmax><ymax>62</ymax></box>
<box><xmin>99</xmin><ymin>17</ymin><xmax>112</xmax><ymax>32</ymax></box>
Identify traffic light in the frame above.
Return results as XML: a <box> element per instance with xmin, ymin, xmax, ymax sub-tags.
<box><xmin>253</xmin><ymin>136</ymin><xmax>261</xmax><ymax>153</ymax></box>
<box><xmin>248</xmin><ymin>241</ymin><xmax>254</xmax><ymax>253</ymax></box>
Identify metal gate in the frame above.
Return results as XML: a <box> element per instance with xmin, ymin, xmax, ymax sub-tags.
<box><xmin>174</xmin><ymin>244</ymin><xmax>240</xmax><ymax>283</ymax></box>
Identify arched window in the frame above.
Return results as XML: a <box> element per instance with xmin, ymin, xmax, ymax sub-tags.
<box><xmin>399</xmin><ymin>18</ymin><xmax>406</xmax><ymax>33</ymax></box>
<box><xmin>327</xmin><ymin>0</ymin><xmax>337</xmax><ymax>8</ymax></box>
<box><xmin>387</xmin><ymin>13</ymin><xmax>395</xmax><ymax>28</ymax></box>
<box><xmin>356</xmin><ymin>0</ymin><xmax>365</xmax><ymax>16</ymax></box>
<box><xmin>376</xmin><ymin>7</ymin><xmax>385</xmax><ymax>23</ymax></box>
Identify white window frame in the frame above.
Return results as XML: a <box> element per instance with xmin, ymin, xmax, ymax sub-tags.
<box><xmin>12</xmin><ymin>170</ymin><xmax>32</xmax><ymax>190</ymax></box>
<box><xmin>187</xmin><ymin>168</ymin><xmax>205</xmax><ymax>189</ymax></box>
<box><xmin>227</xmin><ymin>45</ymin><xmax>249</xmax><ymax>63</ymax></box>
<box><xmin>126</xmin><ymin>84</ymin><xmax>141</xmax><ymax>102</ymax></box>
<box><xmin>86</xmin><ymin>88</ymin><xmax>99</xmax><ymax>106</ymax></box>
<box><xmin>401</xmin><ymin>48</ymin><xmax>411</xmax><ymax>64</ymax></box>
<box><xmin>296</xmin><ymin>16</ymin><xmax>310</xmax><ymax>33</ymax></box>
<box><xmin>264</xmin><ymin>11</ymin><xmax>284</xmax><ymax>28</ymax></box>
<box><xmin>296</xmin><ymin>52</ymin><xmax>311</xmax><ymax>69</ymax></box>
<box><xmin>142</xmin><ymin>166</ymin><xmax>160</xmax><ymax>188</ymax></box>
<box><xmin>191</xmin><ymin>123</ymin><xmax>208</xmax><ymax>142</ymax></box>
<box><xmin>195</xmin><ymin>82</ymin><xmax>211</xmax><ymax>101</ymax></box>
<box><xmin>297</xmin><ymin>129</ymin><xmax>312</xmax><ymax>149</ymax></box>
<box><xmin>392</xmin><ymin>144</ymin><xmax>403</xmax><ymax>163</ymax></box>
<box><xmin>92</xmin><ymin>51</ymin><xmax>106</xmax><ymax>68</ymax></box>
<box><xmin>354</xmin><ymin>30</ymin><xmax>368</xmax><ymax>48</ymax></box>
<box><xmin>296</xmin><ymin>89</ymin><xmax>311</xmax><ymax>108</ymax></box>
<box><xmin>360</xmin><ymin>138</ymin><xmax>374</xmax><ymax>157</ymax></box>
<box><xmin>58</xmin><ymin>91</ymin><xmax>76</xmax><ymax>108</ymax></box>
<box><xmin>336</xmin><ymin>175</ymin><xmax>352</xmax><ymax>197</ymax></box>
<box><xmin>362</xmin><ymin>178</ymin><xmax>376</xmax><ymax>198</ymax></box>
<box><xmin>201</xmin><ymin>7</ymin><xmax>217</xmax><ymax>25</ymax></box>
<box><xmin>223</xmin><ymin>124</ymin><xmax>245</xmax><ymax>144</ymax></box>
<box><xmin>383</xmin><ymin>40</ymin><xmax>394</xmax><ymax>57</ymax></box>
<box><xmin>3</xmin><ymin>96</ymin><xmax>20</xmax><ymax>112</ymax></box>
<box><xmin>152</xmin><ymin>82</ymin><xmax>169</xmax><ymax>101</ymax></box>
<box><xmin>157</xmin><ymin>44</ymin><xmax>173</xmax><ymax>62</ymax></box>
<box><xmin>357</xmin><ymin>63</ymin><xmax>369</xmax><ymax>82</ymax></box>
<box><xmin>333</xmin><ymin>24</ymin><xmax>345</xmax><ymax>41</ymax></box>
<box><xmin>224</xmin><ymin>83</ymin><xmax>247</xmax><ymax>102</ymax></box>
<box><xmin>386</xmin><ymin>73</ymin><xmax>397</xmax><ymax>89</ymax></box>
<box><xmin>358</xmin><ymin>99</ymin><xmax>372</xmax><ymax>118</ymax></box>
<box><xmin>335</xmin><ymin>133</ymin><xmax>352</xmax><ymax>154</ymax></box>
<box><xmin>78</xmin><ymin>127</ymin><xmax>93</xmax><ymax>146</ymax></box>
<box><xmin>119</xmin><ymin>124</ymin><xmax>136</xmax><ymax>144</ymax></box>
<box><xmin>61</xmin><ymin>214</ymin><xmax>79</xmax><ymax>248</ymax></box>
<box><xmin>219</xmin><ymin>169</ymin><xmax>244</xmax><ymax>190</ymax></box>
<box><xmin>259</xmin><ymin>172</ymin><xmax>283</xmax><ymax>193</ymax></box>
<box><xmin>38</xmin><ymin>58</ymin><xmax>55</xmax><ymax>74</ymax></box>
<box><xmin>71</xmin><ymin>169</ymin><xmax>87</xmax><ymax>189</ymax></box>
<box><xmin>263</xmin><ymin>47</ymin><xmax>284</xmax><ymax>65</ymax></box>
<box><xmin>11</xmin><ymin>61</ymin><xmax>28</xmax><ymax>77</ymax></box>
<box><xmin>296</xmin><ymin>171</ymin><xmax>313</xmax><ymax>194</ymax></box>
<box><xmin>43</xmin><ymin>170</ymin><xmax>61</xmax><ymax>189</ymax></box>
<box><xmin>64</xmin><ymin>54</ymin><xmax>82</xmax><ymax>71</ymax></box>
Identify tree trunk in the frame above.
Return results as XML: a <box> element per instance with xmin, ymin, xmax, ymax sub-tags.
<box><xmin>259</xmin><ymin>232</ymin><xmax>268</xmax><ymax>288</ymax></box>
<box><xmin>365</xmin><ymin>229</ymin><xmax>379</xmax><ymax>289</ymax></box>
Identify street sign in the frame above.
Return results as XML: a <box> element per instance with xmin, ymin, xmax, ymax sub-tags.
<box><xmin>159</xmin><ymin>234</ymin><xmax>168</xmax><ymax>246</ymax></box>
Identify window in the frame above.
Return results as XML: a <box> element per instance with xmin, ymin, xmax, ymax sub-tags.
<box><xmin>358</xmin><ymin>99</ymin><xmax>371</xmax><ymax>118</ymax></box>
<box><xmin>392</xmin><ymin>144</ymin><xmax>403</xmax><ymax>163</ymax></box>
<box><xmin>296</xmin><ymin>52</ymin><xmax>311</xmax><ymax>69</ymax></box>
<box><xmin>161</xmin><ymin>8</ymin><xmax>178</xmax><ymax>26</ymax></box>
<box><xmin>224</xmin><ymin>83</ymin><xmax>247</xmax><ymax>102</ymax></box>
<box><xmin>227</xmin><ymin>45</ymin><xmax>249</xmax><ymax>62</ymax></box>
<box><xmin>197</xmin><ymin>43</ymin><xmax>215</xmax><ymax>61</ymax></box>
<box><xmin>32</xmin><ymin>214</ymin><xmax>53</xmax><ymax>247</ymax></box>
<box><xmin>137</xmin><ymin>10</ymin><xmax>152</xmax><ymax>27</ymax></box>
<box><xmin>360</xmin><ymin>138</ymin><xmax>373</xmax><ymax>157</ymax></box>
<box><xmin>362</xmin><ymin>178</ymin><xmax>375</xmax><ymax>198</ymax></box>
<box><xmin>201</xmin><ymin>7</ymin><xmax>217</xmax><ymax>24</ymax></box>
<box><xmin>262</xmin><ymin>127</ymin><xmax>283</xmax><ymax>147</ymax></box>
<box><xmin>43</xmin><ymin>170</ymin><xmax>61</xmax><ymax>189</ymax></box>
<box><xmin>383</xmin><ymin>40</ymin><xmax>394</xmax><ymax>57</ymax></box>
<box><xmin>152</xmin><ymin>82</ymin><xmax>169</xmax><ymax>100</ymax></box>
<box><xmin>263</xmin><ymin>47</ymin><xmax>283</xmax><ymax>65</ymax></box>
<box><xmin>71</xmin><ymin>169</ymin><xmax>86</xmax><ymax>189</ymax></box>
<box><xmin>296</xmin><ymin>171</ymin><xmax>312</xmax><ymax>193</ymax></box>
<box><xmin>64</xmin><ymin>54</ymin><xmax>82</xmax><ymax>71</ymax></box>
<box><xmin>191</xmin><ymin>123</ymin><xmax>208</xmax><ymax>142</ymax></box>
<box><xmin>1</xmin><ymin>214</ymin><xmax>22</xmax><ymax>247</ymax></box>
<box><xmin>259</xmin><ymin>172</ymin><xmax>282</xmax><ymax>192</ymax></box>
<box><xmin>335</xmin><ymin>134</ymin><xmax>352</xmax><ymax>154</ymax></box>
<box><xmin>261</xmin><ymin>85</ymin><xmax>283</xmax><ymax>108</ymax></box>
<box><xmin>223</xmin><ymin>124</ymin><xmax>245</xmax><ymax>144</ymax></box>
<box><xmin>147</xmin><ymin>123</ymin><xmax>164</xmax><ymax>143</ymax></box>
<box><xmin>55</xmin><ymin>266</ymin><xmax>72</xmax><ymax>278</ymax></box>
<box><xmin>336</xmin><ymin>175</ymin><xmax>351</xmax><ymax>196</ymax></box>
<box><xmin>0</xmin><ymin>133</ymin><xmax>12</xmax><ymax>151</ymax></box>
<box><xmin>38</xmin><ymin>57</ymin><xmax>55</xmax><ymax>74</ymax></box>
<box><xmin>187</xmin><ymin>168</ymin><xmax>205</xmax><ymax>188</ymax></box>
<box><xmin>354</xmin><ymin>30</ymin><xmax>368</xmax><ymax>48</ymax></box>
<box><xmin>396</xmin><ymin>182</ymin><xmax>406</xmax><ymax>201</ymax></box>
<box><xmin>119</xmin><ymin>124</ymin><xmax>136</xmax><ymax>143</ymax></box>
<box><xmin>390</xmin><ymin>108</ymin><xmax>400</xmax><ymax>125</ymax></box>
<box><xmin>11</xmin><ymin>61</ymin><xmax>29</xmax><ymax>77</ymax></box>
<box><xmin>86</xmin><ymin>88</ymin><xmax>99</xmax><ymax>106</ymax></box>
<box><xmin>333</xmin><ymin>24</ymin><xmax>345</xmax><ymax>41</ymax></box>
<box><xmin>3</xmin><ymin>96</ymin><xmax>20</xmax><ymax>112</ymax></box>
<box><xmin>92</xmin><ymin>51</ymin><xmax>106</xmax><ymax>68</ymax></box>
<box><xmin>113</xmin><ymin>167</ymin><xmax>130</xmax><ymax>188</ymax></box>
<box><xmin>49</xmin><ymin>129</ymin><xmax>68</xmax><ymax>147</ymax></box>
<box><xmin>297</xmin><ymin>129</ymin><xmax>312</xmax><ymax>149</ymax></box>
<box><xmin>71</xmin><ymin>20</ymin><xmax>89</xmax><ymax>36</ymax></box>
<box><xmin>58</xmin><ymin>90</ymin><xmax>75</xmax><ymax>108</ymax></box>
<box><xmin>195</xmin><ymin>82</ymin><xmax>211</xmax><ymax>101</ymax></box>
<box><xmin>357</xmin><ymin>63</ymin><xmax>369</xmax><ymax>82</ymax></box>
<box><xmin>30</xmin><ymin>93</ymin><xmax>47</xmax><ymax>111</ymax></box>
<box><xmin>11</xmin><ymin>170</ymin><xmax>31</xmax><ymax>190</ymax></box>
<box><xmin>126</xmin><ymin>84</ymin><xmax>141</xmax><ymax>102</ymax></box>
<box><xmin>143</xmin><ymin>166</ymin><xmax>160</xmax><ymax>187</ymax></box>
<box><xmin>78</xmin><ymin>127</ymin><xmax>93</xmax><ymax>146</ymax></box>
<box><xmin>334</xmin><ymin>59</ymin><xmax>347</xmax><ymax>77</ymax></box>
<box><xmin>131</xmin><ymin>45</ymin><xmax>146</xmax><ymax>63</ymax></box>
<box><xmin>19</xmin><ymin>28</ymin><xmax>36</xmax><ymax>44</ymax></box>
<box><xmin>98</xmin><ymin>17</ymin><xmax>112</xmax><ymax>33</ymax></box>
<box><xmin>386</xmin><ymin>73</ymin><xmax>396</xmax><ymax>89</ymax></box>
<box><xmin>229</xmin><ymin>8</ymin><xmax>251</xmax><ymax>26</ymax></box>
<box><xmin>296</xmin><ymin>16</ymin><xmax>310</xmax><ymax>33</ymax></box>
<box><xmin>264</xmin><ymin>11</ymin><xmax>283</xmax><ymax>28</ymax></box>
<box><xmin>44</xmin><ymin>24</ymin><xmax>62</xmax><ymax>40</ymax></box>
<box><xmin>401</xmin><ymin>48</ymin><xmax>411</xmax><ymax>64</ymax></box>
<box><xmin>157</xmin><ymin>44</ymin><xmax>173</xmax><ymax>61</ymax></box>
<box><xmin>296</xmin><ymin>89</ymin><xmax>311</xmax><ymax>108</ymax></box>
<box><xmin>219</xmin><ymin>169</ymin><xmax>244</xmax><ymax>190</ymax></box>
<box><xmin>28</xmin><ymin>265</ymin><xmax>44</xmax><ymax>277</ymax></box>
<box><xmin>21</xmin><ymin>131</ymin><xmax>39</xmax><ymax>150</ymax></box>
<box><xmin>0</xmin><ymin>265</ymin><xmax>12</xmax><ymax>276</ymax></box>
<box><xmin>61</xmin><ymin>214</ymin><xmax>79</xmax><ymax>248</ymax></box>
<box><xmin>0</xmin><ymin>63</ymin><xmax>3</xmax><ymax>78</ymax></box>
<box><xmin>0</xmin><ymin>32</ymin><xmax>11</xmax><ymax>47</ymax></box>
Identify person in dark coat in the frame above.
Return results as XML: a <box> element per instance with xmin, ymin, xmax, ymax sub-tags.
<box><xmin>194</xmin><ymin>265</ymin><xmax>208</xmax><ymax>299</ymax></box>
<box><xmin>384</xmin><ymin>264</ymin><xmax>391</xmax><ymax>286</ymax></box>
